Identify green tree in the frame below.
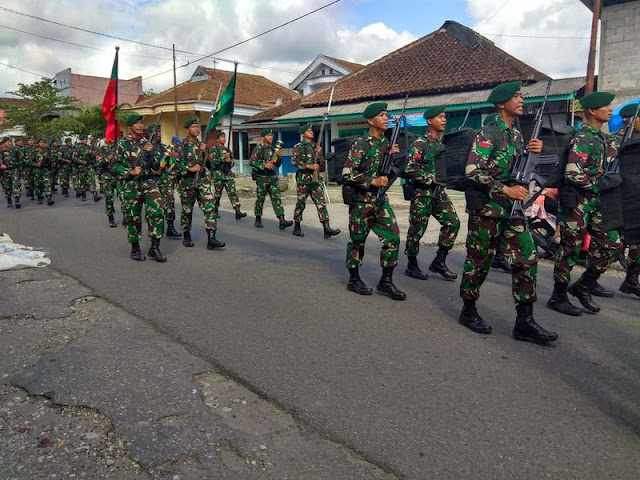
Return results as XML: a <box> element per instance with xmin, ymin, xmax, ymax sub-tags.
<box><xmin>76</xmin><ymin>105</ymin><xmax>107</xmax><ymax>137</ymax></box>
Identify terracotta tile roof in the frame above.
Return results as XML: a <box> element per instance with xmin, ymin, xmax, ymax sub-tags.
<box><xmin>136</xmin><ymin>67</ymin><xmax>300</xmax><ymax>108</ymax></box>
<box><xmin>243</xmin><ymin>98</ymin><xmax>303</xmax><ymax>123</ymax></box>
<box><xmin>0</xmin><ymin>97</ymin><xmax>30</xmax><ymax>108</ymax></box>
<box><xmin>301</xmin><ymin>21</ymin><xmax>550</xmax><ymax>108</ymax></box>
<box><xmin>324</xmin><ymin>56</ymin><xmax>365</xmax><ymax>73</ymax></box>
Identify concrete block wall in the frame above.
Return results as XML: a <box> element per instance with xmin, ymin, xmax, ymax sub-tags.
<box><xmin>599</xmin><ymin>1</ymin><xmax>640</xmax><ymax>104</ymax></box>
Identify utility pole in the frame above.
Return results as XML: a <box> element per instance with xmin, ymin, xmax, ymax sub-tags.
<box><xmin>585</xmin><ymin>0</ymin><xmax>601</xmax><ymax>95</ymax></box>
<box><xmin>173</xmin><ymin>43</ymin><xmax>178</xmax><ymax>137</ymax></box>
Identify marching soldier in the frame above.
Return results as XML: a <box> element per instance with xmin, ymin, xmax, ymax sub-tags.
<box><xmin>10</xmin><ymin>137</ymin><xmax>24</xmax><ymax>208</ymax></box>
<box><xmin>459</xmin><ymin>81</ymin><xmax>557</xmax><ymax>344</ymax></box>
<box><xmin>73</xmin><ymin>135</ymin><xmax>102</xmax><ymax>202</ymax></box>
<box><xmin>59</xmin><ymin>138</ymin><xmax>73</xmax><ymax>197</ymax></box>
<box><xmin>291</xmin><ymin>124</ymin><xmax>340</xmax><ymax>238</ymax></box>
<box><xmin>403</xmin><ymin>106</ymin><xmax>459</xmax><ymax>281</ymax></box>
<box><xmin>342</xmin><ymin>102</ymin><xmax>406</xmax><ymax>301</ymax></box>
<box><xmin>112</xmin><ymin>114</ymin><xmax>167</xmax><ymax>262</ymax></box>
<box><xmin>209</xmin><ymin>131</ymin><xmax>247</xmax><ymax>220</ymax></box>
<box><xmin>29</xmin><ymin>138</ymin><xmax>54</xmax><ymax>205</ymax></box>
<box><xmin>175</xmin><ymin>118</ymin><xmax>225</xmax><ymax>250</ymax></box>
<box><xmin>547</xmin><ymin>91</ymin><xmax>622</xmax><ymax>316</ymax></box>
<box><xmin>49</xmin><ymin>139</ymin><xmax>62</xmax><ymax>193</ymax></box>
<box><xmin>96</xmin><ymin>139</ymin><xmax>121</xmax><ymax>228</ymax></box>
<box><xmin>24</xmin><ymin>136</ymin><xmax>36</xmax><ymax>200</ymax></box>
<box><xmin>0</xmin><ymin>136</ymin><xmax>20</xmax><ymax>207</ymax></box>
<box><xmin>249</xmin><ymin>129</ymin><xmax>294</xmax><ymax>230</ymax></box>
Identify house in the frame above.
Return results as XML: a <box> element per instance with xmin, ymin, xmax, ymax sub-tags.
<box><xmin>289</xmin><ymin>55</ymin><xmax>364</xmax><ymax>96</ymax></box>
<box><xmin>580</xmin><ymin>0</ymin><xmax>640</xmax><ymax>104</ymax></box>
<box><xmin>54</xmin><ymin>68</ymin><xmax>143</xmax><ymax>107</ymax></box>
<box><xmin>133</xmin><ymin>66</ymin><xmax>300</xmax><ymax>159</ymax></box>
<box><xmin>0</xmin><ymin>97</ymin><xmax>30</xmax><ymax>138</ymax></box>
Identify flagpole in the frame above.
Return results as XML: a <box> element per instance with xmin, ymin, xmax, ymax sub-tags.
<box><xmin>114</xmin><ymin>46</ymin><xmax>119</xmax><ymax>144</ymax></box>
<box><xmin>226</xmin><ymin>61</ymin><xmax>238</xmax><ymax>151</ymax></box>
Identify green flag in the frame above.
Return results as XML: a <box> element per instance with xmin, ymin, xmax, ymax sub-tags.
<box><xmin>207</xmin><ymin>71</ymin><xmax>236</xmax><ymax>133</ymax></box>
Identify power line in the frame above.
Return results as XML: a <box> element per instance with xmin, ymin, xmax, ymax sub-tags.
<box><xmin>0</xmin><ymin>61</ymin><xmax>47</xmax><ymax>79</ymax></box>
<box><xmin>476</xmin><ymin>0</ymin><xmax>511</xmax><ymax>26</ymax></box>
<box><xmin>480</xmin><ymin>32</ymin><xmax>590</xmax><ymax>39</ymax></box>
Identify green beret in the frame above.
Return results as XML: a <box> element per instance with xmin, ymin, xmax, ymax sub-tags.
<box><xmin>487</xmin><ymin>81</ymin><xmax>522</xmax><ymax>104</ymax></box>
<box><xmin>146</xmin><ymin>123</ymin><xmax>159</xmax><ymax>133</ymax></box>
<box><xmin>126</xmin><ymin>114</ymin><xmax>143</xmax><ymax>127</ymax></box>
<box><xmin>423</xmin><ymin>106</ymin><xmax>446</xmax><ymax>120</ymax></box>
<box><xmin>79</xmin><ymin>134</ymin><xmax>88</xmax><ymax>140</ymax></box>
<box><xmin>64</xmin><ymin>137</ymin><xmax>72</xmax><ymax>143</ymax></box>
<box><xmin>215</xmin><ymin>130</ymin><xmax>226</xmax><ymax>139</ymax></box>
<box><xmin>298</xmin><ymin>123</ymin><xmax>312</xmax><ymax>134</ymax></box>
<box><xmin>260</xmin><ymin>128</ymin><xmax>274</xmax><ymax>137</ymax></box>
<box><xmin>619</xmin><ymin>103</ymin><xmax>640</xmax><ymax>118</ymax></box>
<box><xmin>0</xmin><ymin>136</ymin><xmax>11</xmax><ymax>144</ymax></box>
<box><xmin>579</xmin><ymin>91</ymin><xmax>615</xmax><ymax>109</ymax></box>
<box><xmin>363</xmin><ymin>102</ymin><xmax>387</xmax><ymax>119</ymax></box>
<box><xmin>183</xmin><ymin>118</ymin><xmax>198</xmax><ymax>129</ymax></box>
<box><xmin>37</xmin><ymin>138</ymin><xmax>46</xmax><ymax>143</ymax></box>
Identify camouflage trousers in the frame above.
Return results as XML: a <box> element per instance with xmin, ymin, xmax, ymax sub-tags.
<box><xmin>103</xmin><ymin>176</ymin><xmax>124</xmax><ymax>217</ymax></box>
<box><xmin>121</xmin><ymin>179</ymin><xmax>165</xmax><ymax>243</ymax></box>
<box><xmin>254</xmin><ymin>176</ymin><xmax>284</xmax><ymax>218</ymax></box>
<box><xmin>71</xmin><ymin>165</ymin><xmax>79</xmax><ymax>190</ymax></box>
<box><xmin>346</xmin><ymin>199</ymin><xmax>400</xmax><ymax>269</ymax></box>
<box><xmin>178</xmin><ymin>176</ymin><xmax>217</xmax><ymax>232</ymax></box>
<box><xmin>460</xmin><ymin>215</ymin><xmax>537</xmax><ymax>304</ymax></box>
<box><xmin>50</xmin><ymin>165</ymin><xmax>59</xmax><ymax>188</ymax></box>
<box><xmin>1</xmin><ymin>170</ymin><xmax>21</xmax><ymax>199</ymax></box>
<box><xmin>212</xmin><ymin>177</ymin><xmax>240</xmax><ymax>211</ymax></box>
<box><xmin>553</xmin><ymin>195</ymin><xmax>621</xmax><ymax>285</ymax></box>
<box><xmin>76</xmin><ymin>166</ymin><xmax>98</xmax><ymax>194</ymax></box>
<box><xmin>23</xmin><ymin>167</ymin><xmax>35</xmax><ymax>194</ymax></box>
<box><xmin>293</xmin><ymin>181</ymin><xmax>328</xmax><ymax>223</ymax></box>
<box><xmin>156</xmin><ymin>174</ymin><xmax>177</xmax><ymax>220</ymax></box>
<box><xmin>58</xmin><ymin>165</ymin><xmax>72</xmax><ymax>189</ymax></box>
<box><xmin>405</xmin><ymin>188</ymin><xmax>460</xmax><ymax>256</ymax></box>
<box><xmin>33</xmin><ymin>168</ymin><xmax>52</xmax><ymax>198</ymax></box>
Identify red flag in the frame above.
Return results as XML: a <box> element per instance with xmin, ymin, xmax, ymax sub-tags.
<box><xmin>102</xmin><ymin>48</ymin><xmax>118</xmax><ymax>142</ymax></box>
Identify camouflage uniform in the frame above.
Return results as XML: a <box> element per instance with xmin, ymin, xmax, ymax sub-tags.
<box><xmin>175</xmin><ymin>138</ymin><xmax>218</xmax><ymax>233</ymax></box>
<box><xmin>552</xmin><ymin>123</ymin><xmax>622</xmax><ymax>286</ymax></box>
<box><xmin>49</xmin><ymin>144</ymin><xmax>62</xmax><ymax>190</ymax></box>
<box><xmin>460</xmin><ymin>115</ymin><xmax>537</xmax><ymax>304</ymax></box>
<box><xmin>112</xmin><ymin>135</ymin><xmax>165</xmax><ymax>243</ymax></box>
<box><xmin>23</xmin><ymin>142</ymin><xmax>36</xmax><ymax>198</ymax></box>
<box><xmin>73</xmin><ymin>142</ymin><xmax>99</xmax><ymax>197</ymax></box>
<box><xmin>342</xmin><ymin>134</ymin><xmax>400</xmax><ymax>269</ymax></box>
<box><xmin>250</xmin><ymin>143</ymin><xmax>286</xmax><ymax>218</ymax></box>
<box><xmin>210</xmin><ymin>144</ymin><xmax>241</xmax><ymax>210</ymax></box>
<box><xmin>59</xmin><ymin>143</ymin><xmax>74</xmax><ymax>193</ymax></box>
<box><xmin>27</xmin><ymin>147</ymin><xmax>53</xmax><ymax>201</ymax></box>
<box><xmin>291</xmin><ymin>139</ymin><xmax>329</xmax><ymax>223</ymax></box>
<box><xmin>1</xmin><ymin>144</ymin><xmax>22</xmax><ymax>204</ymax></box>
<box><xmin>97</xmin><ymin>144</ymin><xmax>122</xmax><ymax>217</ymax></box>
<box><xmin>404</xmin><ymin>132</ymin><xmax>460</xmax><ymax>256</ymax></box>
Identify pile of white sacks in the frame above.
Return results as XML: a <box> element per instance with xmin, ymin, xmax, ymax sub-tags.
<box><xmin>0</xmin><ymin>234</ymin><xmax>50</xmax><ymax>271</ymax></box>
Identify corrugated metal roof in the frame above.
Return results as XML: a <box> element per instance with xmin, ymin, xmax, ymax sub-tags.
<box><xmin>277</xmin><ymin>78</ymin><xmax>585</xmax><ymax>122</ymax></box>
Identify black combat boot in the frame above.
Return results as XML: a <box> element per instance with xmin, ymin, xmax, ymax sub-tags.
<box><xmin>46</xmin><ymin>195</ymin><xmax>55</xmax><ymax>206</ymax></box>
<box><xmin>75</xmin><ymin>190</ymin><xmax>81</xmax><ymax>198</ymax></box>
<box><xmin>619</xmin><ymin>265</ymin><xmax>640</xmax><ymax>297</ymax></box>
<box><xmin>182</xmin><ymin>231</ymin><xmax>194</xmax><ymax>247</ymax></box>
<box><xmin>322</xmin><ymin>220</ymin><xmax>340</xmax><ymax>239</ymax></box>
<box><xmin>93</xmin><ymin>192</ymin><xmax>102</xmax><ymax>202</ymax></box>
<box><xmin>546</xmin><ymin>282</ymin><xmax>582</xmax><ymax>316</ymax></box>
<box><xmin>590</xmin><ymin>278</ymin><xmax>615</xmax><ymax>298</ymax></box>
<box><xmin>213</xmin><ymin>210</ymin><xmax>221</xmax><ymax>219</ymax></box>
<box><xmin>255</xmin><ymin>216</ymin><xmax>263</xmax><ymax>228</ymax></box>
<box><xmin>568</xmin><ymin>271</ymin><xmax>600</xmax><ymax>313</ymax></box>
<box><xmin>108</xmin><ymin>214</ymin><xmax>117</xmax><ymax>228</ymax></box>
<box><xmin>148</xmin><ymin>238</ymin><xmax>167</xmax><ymax>262</ymax></box>
<box><xmin>278</xmin><ymin>215</ymin><xmax>293</xmax><ymax>230</ymax></box>
<box><xmin>130</xmin><ymin>242</ymin><xmax>146</xmax><ymax>261</ymax></box>
<box><xmin>491</xmin><ymin>254</ymin><xmax>511</xmax><ymax>273</ymax></box>
<box><xmin>428</xmin><ymin>247</ymin><xmax>457</xmax><ymax>281</ymax></box>
<box><xmin>346</xmin><ymin>267</ymin><xmax>373</xmax><ymax>295</ymax></box>
<box><xmin>376</xmin><ymin>267</ymin><xmax>407</xmax><ymax>301</ymax></box>
<box><xmin>37</xmin><ymin>195</ymin><xmax>43</xmax><ymax>205</ymax></box>
<box><xmin>458</xmin><ymin>300</ymin><xmax>492</xmax><ymax>334</ymax></box>
<box><xmin>28</xmin><ymin>190</ymin><xmax>34</xmax><ymax>200</ymax></box>
<box><xmin>206</xmin><ymin>229</ymin><xmax>225</xmax><ymax>250</ymax></box>
<box><xmin>166</xmin><ymin>220</ymin><xmax>182</xmax><ymax>238</ymax></box>
<box><xmin>122</xmin><ymin>215</ymin><xmax>128</xmax><ymax>227</ymax></box>
<box><xmin>292</xmin><ymin>221</ymin><xmax>304</xmax><ymax>237</ymax></box>
<box><xmin>6</xmin><ymin>197</ymin><xmax>12</xmax><ymax>207</ymax></box>
<box><xmin>234</xmin><ymin>205</ymin><xmax>247</xmax><ymax>220</ymax></box>
<box><xmin>62</xmin><ymin>187</ymin><xmax>69</xmax><ymax>197</ymax></box>
<box><xmin>513</xmin><ymin>303</ymin><xmax>558</xmax><ymax>345</ymax></box>
<box><xmin>14</xmin><ymin>196</ymin><xmax>21</xmax><ymax>209</ymax></box>
<box><xmin>81</xmin><ymin>191</ymin><xmax>87</xmax><ymax>201</ymax></box>
<box><xmin>405</xmin><ymin>255</ymin><xmax>428</xmax><ymax>280</ymax></box>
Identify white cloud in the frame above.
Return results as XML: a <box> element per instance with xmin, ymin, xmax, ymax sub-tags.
<box><xmin>466</xmin><ymin>0</ymin><xmax>594</xmax><ymax>78</ymax></box>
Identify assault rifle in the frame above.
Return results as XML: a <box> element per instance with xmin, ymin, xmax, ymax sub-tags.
<box><xmin>134</xmin><ymin>112</ymin><xmax>162</xmax><ymax>181</ymax></box>
<box><xmin>605</xmin><ymin>102</ymin><xmax>640</xmax><ymax>176</ymax></box>
<box><xmin>192</xmin><ymin>84</ymin><xmax>223</xmax><ymax>191</ymax></box>
<box><xmin>312</xmin><ymin>86</ymin><xmax>334</xmax><ymax>185</ymax></box>
<box><xmin>375</xmin><ymin>94</ymin><xmax>409</xmax><ymax>204</ymax></box>
<box><xmin>509</xmin><ymin>80</ymin><xmax>559</xmax><ymax>219</ymax></box>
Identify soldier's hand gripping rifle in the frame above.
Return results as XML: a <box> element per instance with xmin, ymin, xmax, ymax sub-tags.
<box><xmin>134</xmin><ymin>112</ymin><xmax>162</xmax><ymax>182</ymax></box>
<box><xmin>192</xmin><ymin>85</ymin><xmax>224</xmax><ymax>191</ymax></box>
<box><xmin>509</xmin><ymin>80</ymin><xmax>559</xmax><ymax>219</ymax></box>
<box><xmin>605</xmin><ymin>102</ymin><xmax>640</xmax><ymax>176</ymax></box>
<box><xmin>375</xmin><ymin>94</ymin><xmax>409</xmax><ymax>204</ymax></box>
<box><xmin>312</xmin><ymin>87</ymin><xmax>334</xmax><ymax>185</ymax></box>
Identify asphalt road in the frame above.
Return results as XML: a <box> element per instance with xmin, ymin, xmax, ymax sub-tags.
<box><xmin>2</xmin><ymin>194</ymin><xmax>639</xmax><ymax>480</ymax></box>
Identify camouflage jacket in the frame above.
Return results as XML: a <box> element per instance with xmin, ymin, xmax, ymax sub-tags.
<box><xmin>113</xmin><ymin>135</ymin><xmax>162</xmax><ymax>182</ymax></box>
<box><xmin>404</xmin><ymin>131</ymin><xmax>443</xmax><ymax>189</ymax></box>
<box><xmin>48</xmin><ymin>146</ymin><xmax>63</xmax><ymax>167</ymax></box>
<box><xmin>291</xmin><ymin>139</ymin><xmax>323</xmax><ymax>184</ymax></box>
<box><xmin>1</xmin><ymin>146</ymin><xmax>17</xmax><ymax>170</ymax></box>
<box><xmin>60</xmin><ymin>145</ymin><xmax>74</xmax><ymax>167</ymax></box>
<box><xmin>96</xmin><ymin>145</ymin><xmax>116</xmax><ymax>176</ymax></box>
<box><xmin>465</xmin><ymin>114</ymin><xmax>524</xmax><ymax>218</ymax></box>
<box><xmin>209</xmin><ymin>145</ymin><xmax>235</xmax><ymax>180</ymax></box>
<box><xmin>342</xmin><ymin>134</ymin><xmax>390</xmax><ymax>202</ymax></box>
<box><xmin>564</xmin><ymin>123</ymin><xmax>607</xmax><ymax>194</ymax></box>
<box><xmin>27</xmin><ymin>148</ymin><xmax>51</xmax><ymax>169</ymax></box>
<box><xmin>175</xmin><ymin>138</ymin><xmax>210</xmax><ymax>178</ymax></box>
<box><xmin>22</xmin><ymin>145</ymin><xmax>35</xmax><ymax>168</ymax></box>
<box><xmin>250</xmin><ymin>142</ymin><xmax>281</xmax><ymax>177</ymax></box>
<box><xmin>9</xmin><ymin>146</ymin><xmax>23</xmax><ymax>170</ymax></box>
<box><xmin>73</xmin><ymin>143</ymin><xmax>96</xmax><ymax>166</ymax></box>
